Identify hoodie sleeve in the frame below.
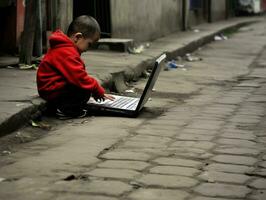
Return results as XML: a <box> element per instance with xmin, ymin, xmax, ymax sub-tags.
<box><xmin>54</xmin><ymin>54</ymin><xmax>105</xmax><ymax>97</ymax></box>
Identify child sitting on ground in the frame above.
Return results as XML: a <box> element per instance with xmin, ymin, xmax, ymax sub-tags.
<box><xmin>37</xmin><ymin>15</ymin><xmax>114</xmax><ymax>118</ymax></box>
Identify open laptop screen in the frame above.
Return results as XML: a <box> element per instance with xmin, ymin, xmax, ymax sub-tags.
<box><xmin>136</xmin><ymin>54</ymin><xmax>166</xmax><ymax>111</ymax></box>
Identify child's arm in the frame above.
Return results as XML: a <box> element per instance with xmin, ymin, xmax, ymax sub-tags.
<box><xmin>54</xmin><ymin>54</ymin><xmax>105</xmax><ymax>97</ymax></box>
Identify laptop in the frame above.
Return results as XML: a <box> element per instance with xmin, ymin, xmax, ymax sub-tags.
<box><xmin>87</xmin><ymin>54</ymin><xmax>166</xmax><ymax>117</ymax></box>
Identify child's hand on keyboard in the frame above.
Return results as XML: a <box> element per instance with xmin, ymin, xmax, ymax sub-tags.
<box><xmin>104</xmin><ymin>94</ymin><xmax>115</xmax><ymax>101</ymax></box>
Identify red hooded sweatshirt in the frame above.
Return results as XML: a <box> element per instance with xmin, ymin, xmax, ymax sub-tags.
<box><xmin>37</xmin><ymin>30</ymin><xmax>105</xmax><ymax>101</ymax></box>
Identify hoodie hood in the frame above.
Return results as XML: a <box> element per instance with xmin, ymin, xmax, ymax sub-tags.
<box><xmin>49</xmin><ymin>30</ymin><xmax>74</xmax><ymax>49</ymax></box>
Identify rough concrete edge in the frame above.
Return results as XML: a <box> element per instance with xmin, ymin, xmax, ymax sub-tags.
<box><xmin>0</xmin><ymin>98</ymin><xmax>46</xmax><ymax>137</ymax></box>
<box><xmin>0</xmin><ymin>19</ymin><xmax>259</xmax><ymax>137</ymax></box>
<box><xmin>166</xmin><ymin>20</ymin><xmax>259</xmax><ymax>59</ymax></box>
<box><xmin>102</xmin><ymin>19</ymin><xmax>259</xmax><ymax>93</ymax></box>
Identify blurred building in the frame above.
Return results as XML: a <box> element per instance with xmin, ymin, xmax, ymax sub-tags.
<box><xmin>0</xmin><ymin>0</ymin><xmax>264</xmax><ymax>55</ymax></box>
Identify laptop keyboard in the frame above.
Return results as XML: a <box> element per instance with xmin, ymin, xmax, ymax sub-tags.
<box><xmin>110</xmin><ymin>97</ymin><xmax>139</xmax><ymax>110</ymax></box>
<box><xmin>88</xmin><ymin>95</ymin><xmax>139</xmax><ymax>110</ymax></box>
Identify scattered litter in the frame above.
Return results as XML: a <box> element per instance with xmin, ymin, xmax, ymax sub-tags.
<box><xmin>214</xmin><ymin>34</ymin><xmax>228</xmax><ymax>41</ymax></box>
<box><xmin>128</xmin><ymin>43</ymin><xmax>150</xmax><ymax>54</ymax></box>
<box><xmin>19</xmin><ymin>64</ymin><xmax>38</xmax><ymax>70</ymax></box>
<box><xmin>2</xmin><ymin>151</ymin><xmax>11</xmax><ymax>155</ymax></box>
<box><xmin>238</xmin><ymin>27</ymin><xmax>253</xmax><ymax>32</ymax></box>
<box><xmin>142</xmin><ymin>70</ymin><xmax>150</xmax><ymax>78</ymax></box>
<box><xmin>148</xmin><ymin>98</ymin><xmax>152</xmax><ymax>101</ymax></box>
<box><xmin>167</xmin><ymin>61</ymin><xmax>185</xmax><ymax>69</ymax></box>
<box><xmin>0</xmin><ymin>178</ymin><xmax>6</xmax><ymax>182</ymax></box>
<box><xmin>145</xmin><ymin>43</ymin><xmax>151</xmax><ymax>48</ymax></box>
<box><xmin>185</xmin><ymin>54</ymin><xmax>202</xmax><ymax>62</ymax></box>
<box><xmin>165</xmin><ymin>60</ymin><xmax>188</xmax><ymax>71</ymax></box>
<box><xmin>152</xmin><ymin>88</ymin><xmax>156</xmax><ymax>92</ymax></box>
<box><xmin>125</xmin><ymin>89</ymin><xmax>135</xmax><ymax>93</ymax></box>
<box><xmin>16</xmin><ymin>103</ymin><xmax>26</xmax><ymax>107</ymax></box>
<box><xmin>193</xmin><ymin>29</ymin><xmax>200</xmax><ymax>33</ymax></box>
<box><xmin>128</xmin><ymin>45</ymin><xmax>145</xmax><ymax>54</ymax></box>
<box><xmin>200</xmin><ymin>172</ymin><xmax>215</xmax><ymax>183</ymax></box>
<box><xmin>31</xmin><ymin>120</ymin><xmax>39</xmax><ymax>127</ymax></box>
<box><xmin>63</xmin><ymin>175</ymin><xmax>76</xmax><ymax>181</ymax></box>
<box><xmin>6</xmin><ymin>66</ymin><xmax>14</xmax><ymax>69</ymax></box>
<box><xmin>30</xmin><ymin>120</ymin><xmax>51</xmax><ymax>130</ymax></box>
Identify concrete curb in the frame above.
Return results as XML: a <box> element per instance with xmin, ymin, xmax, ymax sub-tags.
<box><xmin>0</xmin><ymin>18</ymin><xmax>260</xmax><ymax>137</ymax></box>
<box><xmin>0</xmin><ymin>98</ymin><xmax>46</xmax><ymax>137</ymax></box>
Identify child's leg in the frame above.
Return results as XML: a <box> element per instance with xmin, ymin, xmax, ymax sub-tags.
<box><xmin>53</xmin><ymin>85</ymin><xmax>91</xmax><ymax>117</ymax></box>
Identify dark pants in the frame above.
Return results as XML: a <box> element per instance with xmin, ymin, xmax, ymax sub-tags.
<box><xmin>46</xmin><ymin>85</ymin><xmax>91</xmax><ymax>116</ymax></box>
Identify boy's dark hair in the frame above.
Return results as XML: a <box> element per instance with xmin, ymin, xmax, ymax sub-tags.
<box><xmin>67</xmin><ymin>15</ymin><xmax>101</xmax><ymax>38</ymax></box>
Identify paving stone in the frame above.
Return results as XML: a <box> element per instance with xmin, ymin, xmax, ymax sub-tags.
<box><xmin>140</xmin><ymin>124</ymin><xmax>180</xmax><ymax>131</ymax></box>
<box><xmin>190</xmin><ymin>197</ymin><xmax>235</xmax><ymax>200</ymax></box>
<box><xmin>214</xmin><ymin>147</ymin><xmax>260</xmax><ymax>156</ymax></box>
<box><xmin>262</xmin><ymin>155</ymin><xmax>266</xmax><ymax>161</ymax></box>
<box><xmin>198</xmin><ymin>171</ymin><xmax>250</xmax><ymax>184</ymax></box>
<box><xmin>249</xmin><ymin>190</ymin><xmax>266</xmax><ymax>200</ymax></box>
<box><xmin>137</xmin><ymin>174</ymin><xmax>198</xmax><ymax>188</ymax></box>
<box><xmin>52</xmin><ymin>180</ymin><xmax>132</xmax><ymax>196</ymax></box>
<box><xmin>216</xmin><ymin>138</ymin><xmax>256</xmax><ymax>147</ymax></box>
<box><xmin>85</xmin><ymin>168</ymin><xmax>140</xmax><ymax>179</ymax></box>
<box><xmin>215</xmin><ymin>97</ymin><xmax>244</xmax><ymax>105</ymax></box>
<box><xmin>97</xmin><ymin>160</ymin><xmax>150</xmax><ymax>171</ymax></box>
<box><xmin>247</xmin><ymin>169</ymin><xmax>266</xmax><ymax>177</ymax></box>
<box><xmin>176</xmin><ymin>134</ymin><xmax>215</xmax><ymax>141</ymax></box>
<box><xmin>186</xmin><ymin>120</ymin><xmax>223</xmax><ymax>130</ymax></box>
<box><xmin>205</xmin><ymin>163</ymin><xmax>254</xmax><ymax>174</ymax></box>
<box><xmin>148</xmin><ymin>119</ymin><xmax>188</xmax><ymax>126</ymax></box>
<box><xmin>182</xmin><ymin>128</ymin><xmax>218</xmax><ymax>135</ymax></box>
<box><xmin>86</xmin><ymin>180</ymin><xmax>132</xmax><ymax>196</ymax></box>
<box><xmin>193</xmin><ymin>114</ymin><xmax>227</xmax><ymax>120</ymax></box>
<box><xmin>237</xmin><ymin>108</ymin><xmax>265</xmax><ymax>116</ymax></box>
<box><xmin>127</xmin><ymin>188</ymin><xmax>189</xmax><ymax>200</ymax></box>
<box><xmin>121</xmin><ymin>141</ymin><xmax>167</xmax><ymax>149</ymax></box>
<box><xmin>123</xmin><ymin>147</ymin><xmax>169</xmax><ymax>156</ymax></box>
<box><xmin>99</xmin><ymin>150</ymin><xmax>151</xmax><ymax>161</ymax></box>
<box><xmin>247</xmin><ymin>95</ymin><xmax>266</xmax><ymax>102</ymax></box>
<box><xmin>167</xmin><ymin>147</ymin><xmax>214</xmax><ymax>159</ymax></box>
<box><xmin>228</xmin><ymin>116</ymin><xmax>260</xmax><ymax>124</ymax></box>
<box><xmin>211</xmin><ymin>155</ymin><xmax>257</xmax><ymax>166</ymax></box>
<box><xmin>202</xmin><ymin>108</ymin><xmax>234</xmax><ymax>116</ymax></box>
<box><xmin>154</xmin><ymin>157</ymin><xmax>202</xmax><ymax>168</ymax></box>
<box><xmin>224</xmin><ymin>123</ymin><xmax>257</xmax><ymax>131</ymax></box>
<box><xmin>55</xmin><ymin>195</ymin><xmax>117</xmax><ymax>200</ymax></box>
<box><xmin>129</xmin><ymin>135</ymin><xmax>172</xmax><ymax>143</ymax></box>
<box><xmin>193</xmin><ymin>183</ymin><xmax>251</xmax><ymax>198</ymax></box>
<box><xmin>149</xmin><ymin>165</ymin><xmax>200</xmax><ymax>177</ymax></box>
<box><xmin>258</xmin><ymin>136</ymin><xmax>266</xmax><ymax>144</ymax></box>
<box><xmin>222</xmin><ymin>129</ymin><xmax>254</xmax><ymax>135</ymax></box>
<box><xmin>220</xmin><ymin>132</ymin><xmax>256</xmax><ymax>140</ymax></box>
<box><xmin>171</xmin><ymin>141</ymin><xmax>215</xmax><ymax>150</ymax></box>
<box><xmin>248</xmin><ymin>178</ymin><xmax>266</xmax><ymax>189</ymax></box>
<box><xmin>135</xmin><ymin>129</ymin><xmax>177</xmax><ymax>137</ymax></box>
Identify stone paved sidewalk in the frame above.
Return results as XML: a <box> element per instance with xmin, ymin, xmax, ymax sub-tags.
<box><xmin>0</xmin><ymin>16</ymin><xmax>262</xmax><ymax>136</ymax></box>
<box><xmin>0</xmin><ymin>17</ymin><xmax>266</xmax><ymax>200</ymax></box>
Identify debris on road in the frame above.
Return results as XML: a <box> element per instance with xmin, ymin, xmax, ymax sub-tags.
<box><xmin>125</xmin><ymin>89</ymin><xmax>135</xmax><ymax>93</ymax></box>
<box><xmin>128</xmin><ymin>43</ymin><xmax>150</xmax><ymax>54</ymax></box>
<box><xmin>19</xmin><ymin>64</ymin><xmax>38</xmax><ymax>70</ymax></box>
<box><xmin>214</xmin><ymin>34</ymin><xmax>228</xmax><ymax>41</ymax></box>
<box><xmin>30</xmin><ymin>120</ymin><xmax>51</xmax><ymax>130</ymax></box>
<box><xmin>2</xmin><ymin>150</ymin><xmax>11</xmax><ymax>155</ymax></box>
<box><xmin>185</xmin><ymin>53</ymin><xmax>203</xmax><ymax>62</ymax></box>
<box><xmin>238</xmin><ymin>27</ymin><xmax>254</xmax><ymax>32</ymax></box>
<box><xmin>0</xmin><ymin>178</ymin><xmax>6</xmax><ymax>182</ymax></box>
